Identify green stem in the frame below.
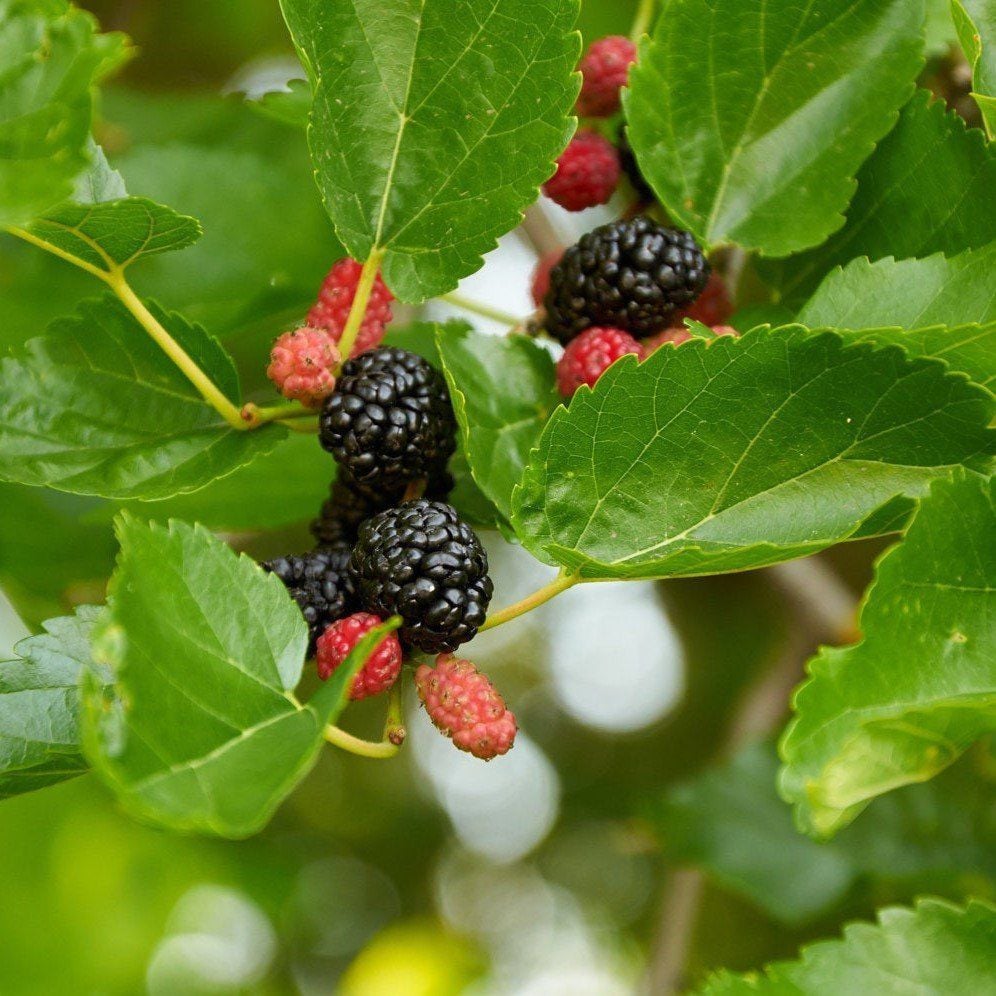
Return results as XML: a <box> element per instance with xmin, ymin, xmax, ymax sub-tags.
<box><xmin>479</xmin><ymin>571</ymin><xmax>580</xmax><ymax>632</ymax></box>
<box><xmin>324</xmin><ymin>723</ymin><xmax>400</xmax><ymax>760</ymax></box>
<box><xmin>242</xmin><ymin>401</ymin><xmax>315</xmax><ymax>427</ymax></box>
<box><xmin>107</xmin><ymin>270</ymin><xmax>246</xmax><ymax>431</ymax></box>
<box><xmin>336</xmin><ymin>250</ymin><xmax>385</xmax><ymax>372</ymax></box>
<box><xmin>278</xmin><ymin>416</ymin><xmax>320</xmax><ymax>434</ymax></box>
<box><xmin>383</xmin><ymin>683</ymin><xmax>406</xmax><ymax>746</ymax></box>
<box><xmin>441</xmin><ymin>292</ymin><xmax>522</xmax><ymax>327</ymax></box>
<box><xmin>630</xmin><ymin>0</ymin><xmax>657</xmax><ymax>42</ymax></box>
<box><xmin>8</xmin><ymin>225</ymin><xmax>248</xmax><ymax>433</ymax></box>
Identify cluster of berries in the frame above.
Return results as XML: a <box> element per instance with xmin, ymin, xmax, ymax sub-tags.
<box><xmin>533</xmin><ymin>216</ymin><xmax>735</xmax><ymax>397</ymax></box>
<box><xmin>263</xmin><ymin>262</ymin><xmax>515</xmax><ymax>760</ymax></box>
<box><xmin>542</xmin><ymin>36</ymin><xmax>653</xmax><ymax>213</ymax></box>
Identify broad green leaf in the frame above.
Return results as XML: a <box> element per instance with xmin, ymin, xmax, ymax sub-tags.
<box><xmin>21</xmin><ymin>147</ymin><xmax>202</xmax><ymax>275</ymax></box>
<box><xmin>436</xmin><ymin>327</ymin><xmax>557</xmax><ymax>526</ymax></box>
<box><xmin>0</xmin><ymin>606</ymin><xmax>106</xmax><ymax>798</ymax></box>
<box><xmin>798</xmin><ymin>245</ymin><xmax>996</xmax><ymax>330</ymax></box>
<box><xmin>81</xmin><ymin>516</ymin><xmax>395</xmax><ymax>838</ymax></box>
<box><xmin>763</xmin><ymin>91</ymin><xmax>996</xmax><ymax>305</ymax></box>
<box><xmin>837</xmin><ymin>323</ymin><xmax>996</xmax><ymax>393</ymax></box>
<box><xmin>0</xmin><ymin>296</ymin><xmax>282</xmax><ymax>500</ymax></box>
<box><xmin>695</xmin><ymin>898</ymin><xmax>996</xmax><ymax>995</ymax></box>
<box><xmin>0</xmin><ymin>0</ymin><xmax>129</xmax><ymax>226</ymax></box>
<box><xmin>278</xmin><ymin>0</ymin><xmax>580</xmax><ymax>302</ymax></box>
<box><xmin>654</xmin><ymin>742</ymin><xmax>996</xmax><ymax>926</ymax></box>
<box><xmin>119</xmin><ymin>434</ymin><xmax>333</xmax><ymax>533</ymax></box>
<box><xmin>780</xmin><ymin>470</ymin><xmax>996</xmax><ymax>839</ymax></box>
<box><xmin>952</xmin><ymin>0</ymin><xmax>996</xmax><ymax>137</ymax></box>
<box><xmin>624</xmin><ymin>0</ymin><xmax>925</xmax><ymax>255</ymax></box>
<box><xmin>512</xmin><ymin>328</ymin><xmax>994</xmax><ymax>579</ymax></box>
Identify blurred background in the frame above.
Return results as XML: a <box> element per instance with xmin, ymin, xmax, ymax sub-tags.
<box><xmin>0</xmin><ymin>2</ymin><xmax>990</xmax><ymax>994</ymax></box>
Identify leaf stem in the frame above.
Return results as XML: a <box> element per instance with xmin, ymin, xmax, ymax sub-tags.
<box><xmin>336</xmin><ymin>250</ymin><xmax>385</xmax><ymax>372</ymax></box>
<box><xmin>323</xmin><ymin>723</ymin><xmax>400</xmax><ymax>759</ymax></box>
<box><xmin>383</xmin><ymin>683</ymin><xmax>406</xmax><ymax>746</ymax></box>
<box><xmin>106</xmin><ymin>270</ymin><xmax>247</xmax><ymax>431</ymax></box>
<box><xmin>241</xmin><ymin>401</ymin><xmax>315</xmax><ymax>427</ymax></box>
<box><xmin>630</xmin><ymin>0</ymin><xmax>657</xmax><ymax>42</ymax></box>
<box><xmin>440</xmin><ymin>292</ymin><xmax>523</xmax><ymax>327</ymax></box>
<box><xmin>479</xmin><ymin>571</ymin><xmax>580</xmax><ymax>632</ymax></box>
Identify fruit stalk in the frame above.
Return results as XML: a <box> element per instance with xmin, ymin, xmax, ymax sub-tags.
<box><xmin>335</xmin><ymin>250</ymin><xmax>386</xmax><ymax>372</ymax></box>
<box><xmin>479</xmin><ymin>570</ymin><xmax>580</xmax><ymax>632</ymax></box>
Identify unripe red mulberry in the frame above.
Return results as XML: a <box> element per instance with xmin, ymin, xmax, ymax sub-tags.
<box><xmin>267</xmin><ymin>326</ymin><xmax>340</xmax><ymax>408</ymax></box>
<box><xmin>556</xmin><ymin>326</ymin><xmax>644</xmax><ymax>397</ymax></box>
<box><xmin>316</xmin><ymin>612</ymin><xmax>403</xmax><ymax>700</ymax></box>
<box><xmin>307</xmin><ymin>258</ymin><xmax>394</xmax><ymax>358</ymax></box>
<box><xmin>577</xmin><ymin>36</ymin><xmax>638</xmax><ymax>118</ymax></box>
<box><xmin>531</xmin><ymin>249</ymin><xmax>564</xmax><ymax>309</ymax></box>
<box><xmin>544</xmin><ymin>131</ymin><xmax>621</xmax><ymax>212</ymax></box>
<box><xmin>415</xmin><ymin>655</ymin><xmax>516</xmax><ymax>760</ymax></box>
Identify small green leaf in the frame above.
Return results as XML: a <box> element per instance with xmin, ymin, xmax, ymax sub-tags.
<box><xmin>0</xmin><ymin>0</ymin><xmax>130</xmax><ymax>226</ymax></box>
<box><xmin>952</xmin><ymin>0</ymin><xmax>996</xmax><ymax>138</ymax></box>
<box><xmin>278</xmin><ymin>0</ymin><xmax>581</xmax><ymax>302</ymax></box>
<box><xmin>798</xmin><ymin>245</ymin><xmax>996</xmax><ymax>330</ymax></box>
<box><xmin>695</xmin><ymin>898</ymin><xmax>996</xmax><ymax>994</ymax></box>
<box><xmin>837</xmin><ymin>323</ymin><xmax>996</xmax><ymax>394</ymax></box>
<box><xmin>512</xmin><ymin>328</ymin><xmax>994</xmax><ymax>578</ymax></box>
<box><xmin>22</xmin><ymin>147</ymin><xmax>202</xmax><ymax>274</ymax></box>
<box><xmin>764</xmin><ymin>91</ymin><xmax>996</xmax><ymax>305</ymax></box>
<box><xmin>780</xmin><ymin>470</ymin><xmax>996</xmax><ymax>839</ymax></box>
<box><xmin>81</xmin><ymin>516</ymin><xmax>394</xmax><ymax>838</ymax></box>
<box><xmin>653</xmin><ymin>742</ymin><xmax>996</xmax><ymax>926</ymax></box>
<box><xmin>624</xmin><ymin>0</ymin><xmax>925</xmax><ymax>255</ymax></box>
<box><xmin>436</xmin><ymin>327</ymin><xmax>557</xmax><ymax>526</ymax></box>
<box><xmin>0</xmin><ymin>296</ymin><xmax>282</xmax><ymax>500</ymax></box>
<box><xmin>0</xmin><ymin>606</ymin><xmax>107</xmax><ymax>799</ymax></box>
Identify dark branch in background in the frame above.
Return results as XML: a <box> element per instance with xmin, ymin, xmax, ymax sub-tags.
<box><xmin>645</xmin><ymin>556</ymin><xmax>858</xmax><ymax>994</ymax></box>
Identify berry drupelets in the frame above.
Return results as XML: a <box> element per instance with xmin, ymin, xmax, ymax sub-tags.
<box><xmin>556</xmin><ymin>326</ymin><xmax>644</xmax><ymax>397</ymax></box>
<box><xmin>544</xmin><ymin>131</ymin><xmax>620</xmax><ymax>212</ymax></box>
<box><xmin>416</xmin><ymin>655</ymin><xmax>517</xmax><ymax>760</ymax></box>
<box><xmin>267</xmin><ymin>326</ymin><xmax>340</xmax><ymax>408</ymax></box>
<box><xmin>349</xmin><ymin>499</ymin><xmax>493</xmax><ymax>654</ymax></box>
<box><xmin>319</xmin><ymin>347</ymin><xmax>457</xmax><ymax>490</ymax></box>
<box><xmin>316</xmin><ymin>612</ymin><xmax>402</xmax><ymax>700</ymax></box>
<box><xmin>577</xmin><ymin>36</ymin><xmax>638</xmax><ymax>118</ymax></box>
<box><xmin>544</xmin><ymin>216</ymin><xmax>710</xmax><ymax>343</ymax></box>
<box><xmin>263</xmin><ymin>544</ymin><xmax>355</xmax><ymax>653</ymax></box>
<box><xmin>308</xmin><ymin>258</ymin><xmax>394</xmax><ymax>358</ymax></box>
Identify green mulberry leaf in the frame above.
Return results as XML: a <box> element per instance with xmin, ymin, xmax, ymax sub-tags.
<box><xmin>952</xmin><ymin>0</ymin><xmax>996</xmax><ymax>138</ymax></box>
<box><xmin>436</xmin><ymin>327</ymin><xmax>557</xmax><ymax>527</ymax></box>
<box><xmin>695</xmin><ymin>898</ymin><xmax>996</xmax><ymax>994</ymax></box>
<box><xmin>0</xmin><ymin>606</ymin><xmax>107</xmax><ymax>799</ymax></box>
<box><xmin>81</xmin><ymin>515</ymin><xmax>397</xmax><ymax>838</ymax></box>
<box><xmin>511</xmin><ymin>328</ymin><xmax>994</xmax><ymax>578</ymax></box>
<box><xmin>0</xmin><ymin>0</ymin><xmax>130</xmax><ymax>227</ymax></box>
<box><xmin>624</xmin><ymin>0</ymin><xmax>925</xmax><ymax>255</ymax></box>
<box><xmin>798</xmin><ymin>245</ymin><xmax>996</xmax><ymax>330</ymax></box>
<box><xmin>19</xmin><ymin>147</ymin><xmax>202</xmax><ymax>275</ymax></box>
<box><xmin>278</xmin><ymin>0</ymin><xmax>581</xmax><ymax>302</ymax></box>
<box><xmin>780</xmin><ymin>470</ymin><xmax>996</xmax><ymax>839</ymax></box>
<box><xmin>653</xmin><ymin>742</ymin><xmax>996</xmax><ymax>926</ymax></box>
<box><xmin>0</xmin><ymin>296</ymin><xmax>281</xmax><ymax>500</ymax></box>
<box><xmin>763</xmin><ymin>91</ymin><xmax>996</xmax><ymax>306</ymax></box>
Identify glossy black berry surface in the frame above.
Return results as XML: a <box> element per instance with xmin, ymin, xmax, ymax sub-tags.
<box><xmin>263</xmin><ymin>545</ymin><xmax>354</xmax><ymax>653</ymax></box>
<box><xmin>349</xmin><ymin>500</ymin><xmax>492</xmax><ymax>654</ymax></box>
<box><xmin>319</xmin><ymin>347</ymin><xmax>456</xmax><ymax>489</ymax></box>
<box><xmin>544</xmin><ymin>216</ymin><xmax>709</xmax><ymax>342</ymax></box>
